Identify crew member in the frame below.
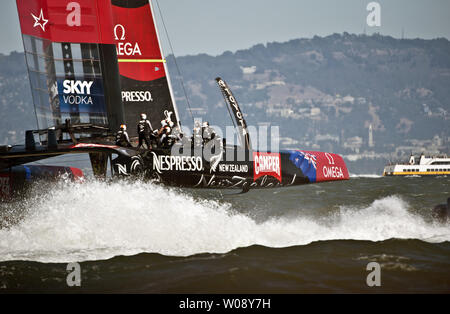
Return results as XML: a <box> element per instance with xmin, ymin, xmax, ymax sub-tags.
<box><xmin>171</xmin><ymin>125</ymin><xmax>184</xmax><ymax>143</ymax></box>
<box><xmin>193</xmin><ymin>121</ymin><xmax>202</xmax><ymax>147</ymax></box>
<box><xmin>137</xmin><ymin>113</ymin><xmax>153</xmax><ymax>149</ymax></box>
<box><xmin>177</xmin><ymin>132</ymin><xmax>191</xmax><ymax>147</ymax></box>
<box><xmin>115</xmin><ymin>124</ymin><xmax>132</xmax><ymax>147</ymax></box>
<box><xmin>209</xmin><ymin>132</ymin><xmax>223</xmax><ymax>155</ymax></box>
<box><xmin>156</xmin><ymin>119</ymin><xmax>172</xmax><ymax>147</ymax></box>
<box><xmin>202</xmin><ymin>121</ymin><xmax>216</xmax><ymax>145</ymax></box>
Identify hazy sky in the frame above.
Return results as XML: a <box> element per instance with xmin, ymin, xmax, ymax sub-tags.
<box><xmin>2</xmin><ymin>0</ymin><xmax>450</xmax><ymax>56</ymax></box>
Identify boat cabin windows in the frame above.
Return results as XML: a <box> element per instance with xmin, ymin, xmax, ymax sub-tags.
<box><xmin>422</xmin><ymin>168</ymin><xmax>450</xmax><ymax>173</ymax></box>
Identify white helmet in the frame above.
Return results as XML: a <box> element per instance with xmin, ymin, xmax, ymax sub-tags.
<box><xmin>120</xmin><ymin>124</ymin><xmax>127</xmax><ymax>131</ymax></box>
<box><xmin>140</xmin><ymin>113</ymin><xmax>147</xmax><ymax>120</ymax></box>
<box><xmin>161</xmin><ymin>120</ymin><xmax>167</xmax><ymax>127</ymax></box>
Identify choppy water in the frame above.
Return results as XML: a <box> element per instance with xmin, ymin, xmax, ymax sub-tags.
<box><xmin>0</xmin><ymin>176</ymin><xmax>449</xmax><ymax>293</ymax></box>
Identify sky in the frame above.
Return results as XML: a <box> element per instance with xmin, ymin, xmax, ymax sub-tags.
<box><xmin>1</xmin><ymin>0</ymin><xmax>450</xmax><ymax>56</ymax></box>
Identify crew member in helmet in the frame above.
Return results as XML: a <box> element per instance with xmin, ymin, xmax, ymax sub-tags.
<box><xmin>209</xmin><ymin>131</ymin><xmax>223</xmax><ymax>155</ymax></box>
<box><xmin>156</xmin><ymin>119</ymin><xmax>172</xmax><ymax>147</ymax></box>
<box><xmin>137</xmin><ymin>113</ymin><xmax>153</xmax><ymax>149</ymax></box>
<box><xmin>202</xmin><ymin>121</ymin><xmax>215</xmax><ymax>145</ymax></box>
<box><xmin>171</xmin><ymin>125</ymin><xmax>184</xmax><ymax>143</ymax></box>
<box><xmin>115</xmin><ymin>124</ymin><xmax>132</xmax><ymax>147</ymax></box>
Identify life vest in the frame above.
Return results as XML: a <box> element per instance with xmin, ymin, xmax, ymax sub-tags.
<box><xmin>138</xmin><ymin>119</ymin><xmax>152</xmax><ymax>135</ymax></box>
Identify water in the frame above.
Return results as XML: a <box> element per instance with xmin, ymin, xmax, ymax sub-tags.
<box><xmin>0</xmin><ymin>176</ymin><xmax>449</xmax><ymax>293</ymax></box>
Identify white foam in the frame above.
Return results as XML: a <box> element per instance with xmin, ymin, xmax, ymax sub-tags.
<box><xmin>0</xmin><ymin>181</ymin><xmax>448</xmax><ymax>263</ymax></box>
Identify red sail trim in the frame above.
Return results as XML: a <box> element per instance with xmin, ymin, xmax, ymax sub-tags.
<box><xmin>112</xmin><ymin>3</ymin><xmax>167</xmax><ymax>82</ymax></box>
<box><xmin>16</xmin><ymin>0</ymin><xmax>114</xmax><ymax>44</ymax></box>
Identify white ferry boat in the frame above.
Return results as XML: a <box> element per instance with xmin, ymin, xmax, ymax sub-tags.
<box><xmin>383</xmin><ymin>154</ymin><xmax>450</xmax><ymax>176</ymax></box>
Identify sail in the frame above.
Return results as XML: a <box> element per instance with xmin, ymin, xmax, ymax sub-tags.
<box><xmin>16</xmin><ymin>0</ymin><xmax>124</xmax><ymax>135</ymax></box>
<box><xmin>111</xmin><ymin>0</ymin><xmax>180</xmax><ymax>137</ymax></box>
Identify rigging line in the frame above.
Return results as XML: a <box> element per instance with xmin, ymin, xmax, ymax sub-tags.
<box><xmin>155</xmin><ymin>0</ymin><xmax>195</xmax><ymax>126</ymax></box>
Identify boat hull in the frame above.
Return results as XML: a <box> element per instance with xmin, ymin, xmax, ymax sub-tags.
<box><xmin>383</xmin><ymin>162</ymin><xmax>450</xmax><ymax>177</ymax></box>
<box><xmin>0</xmin><ymin>165</ymin><xmax>83</xmax><ymax>200</ymax></box>
<box><xmin>125</xmin><ymin>146</ymin><xmax>350</xmax><ymax>189</ymax></box>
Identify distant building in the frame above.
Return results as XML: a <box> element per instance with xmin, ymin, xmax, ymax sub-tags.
<box><xmin>369</xmin><ymin>124</ymin><xmax>374</xmax><ymax>148</ymax></box>
<box><xmin>344</xmin><ymin>136</ymin><xmax>363</xmax><ymax>153</ymax></box>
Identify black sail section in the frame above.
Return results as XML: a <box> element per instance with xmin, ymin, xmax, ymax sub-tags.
<box><xmin>111</xmin><ymin>0</ymin><xmax>180</xmax><ymax>138</ymax></box>
<box><xmin>120</xmin><ymin>76</ymin><xmax>175</xmax><ymax>135</ymax></box>
<box><xmin>61</xmin><ymin>42</ymin><xmax>79</xmax><ymax>124</ymax></box>
<box><xmin>98</xmin><ymin>44</ymin><xmax>125</xmax><ymax>132</ymax></box>
<box><xmin>111</xmin><ymin>0</ymin><xmax>149</xmax><ymax>8</ymax></box>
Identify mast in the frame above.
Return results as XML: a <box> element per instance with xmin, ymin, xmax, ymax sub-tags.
<box><xmin>148</xmin><ymin>0</ymin><xmax>181</xmax><ymax>129</ymax></box>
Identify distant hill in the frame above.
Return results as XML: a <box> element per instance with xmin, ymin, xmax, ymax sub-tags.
<box><xmin>169</xmin><ymin>33</ymin><xmax>449</xmax><ymax>153</ymax></box>
<box><xmin>1</xmin><ymin>33</ymin><xmax>449</xmax><ymax>172</ymax></box>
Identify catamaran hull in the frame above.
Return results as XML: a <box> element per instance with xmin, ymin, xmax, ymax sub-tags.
<box><xmin>0</xmin><ymin>165</ymin><xmax>84</xmax><ymax>200</ymax></box>
<box><xmin>9</xmin><ymin>1</ymin><xmax>350</xmax><ymax>192</ymax></box>
<box><xmin>119</xmin><ymin>147</ymin><xmax>350</xmax><ymax>189</ymax></box>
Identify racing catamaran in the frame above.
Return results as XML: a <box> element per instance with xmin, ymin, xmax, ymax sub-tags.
<box><xmin>0</xmin><ymin>0</ymin><xmax>349</xmax><ymax>198</ymax></box>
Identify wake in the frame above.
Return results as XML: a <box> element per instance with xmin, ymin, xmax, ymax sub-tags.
<box><xmin>0</xmin><ymin>180</ymin><xmax>448</xmax><ymax>263</ymax></box>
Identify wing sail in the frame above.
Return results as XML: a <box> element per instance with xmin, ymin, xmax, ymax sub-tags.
<box><xmin>111</xmin><ymin>0</ymin><xmax>180</xmax><ymax>137</ymax></box>
<box><xmin>16</xmin><ymin>0</ymin><xmax>124</xmax><ymax>138</ymax></box>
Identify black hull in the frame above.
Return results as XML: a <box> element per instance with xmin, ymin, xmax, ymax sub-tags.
<box><xmin>112</xmin><ymin>144</ymin><xmax>350</xmax><ymax>190</ymax></box>
<box><xmin>1</xmin><ymin>139</ymin><xmax>349</xmax><ymax>193</ymax></box>
<box><xmin>141</xmin><ymin>148</ymin><xmax>306</xmax><ymax>189</ymax></box>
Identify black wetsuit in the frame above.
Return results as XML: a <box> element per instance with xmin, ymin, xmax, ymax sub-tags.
<box><xmin>137</xmin><ymin>119</ymin><xmax>153</xmax><ymax>149</ymax></box>
<box><xmin>158</xmin><ymin>125</ymin><xmax>172</xmax><ymax>147</ymax></box>
<box><xmin>115</xmin><ymin>130</ymin><xmax>132</xmax><ymax>147</ymax></box>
